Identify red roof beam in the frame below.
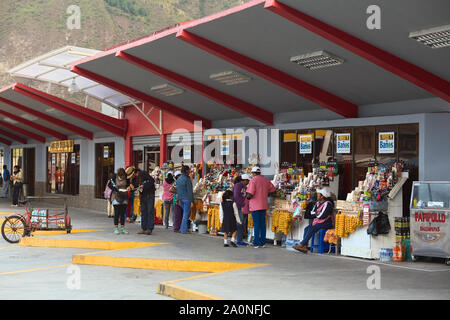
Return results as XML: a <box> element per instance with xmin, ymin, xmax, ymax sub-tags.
<box><xmin>177</xmin><ymin>30</ymin><xmax>358</xmax><ymax>118</ymax></box>
<box><xmin>13</xmin><ymin>85</ymin><xmax>125</xmax><ymax>137</ymax></box>
<box><xmin>70</xmin><ymin>65</ymin><xmax>212</xmax><ymax>129</ymax></box>
<box><xmin>0</xmin><ymin>96</ymin><xmax>93</xmax><ymax>140</ymax></box>
<box><xmin>0</xmin><ymin>99</ymin><xmax>68</xmax><ymax>140</ymax></box>
<box><xmin>0</xmin><ymin>120</ymin><xmax>46</xmax><ymax>143</ymax></box>
<box><xmin>0</xmin><ymin>136</ymin><xmax>11</xmax><ymax>146</ymax></box>
<box><xmin>265</xmin><ymin>0</ymin><xmax>450</xmax><ymax>102</ymax></box>
<box><xmin>0</xmin><ymin>128</ymin><xmax>27</xmax><ymax>144</ymax></box>
<box><xmin>14</xmin><ymin>83</ymin><xmax>127</xmax><ymax>130</ymax></box>
<box><xmin>115</xmin><ymin>51</ymin><xmax>274</xmax><ymax>125</ymax></box>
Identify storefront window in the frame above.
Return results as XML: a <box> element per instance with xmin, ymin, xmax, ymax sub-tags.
<box><xmin>95</xmin><ymin>143</ymin><xmax>115</xmax><ymax>199</ymax></box>
<box><xmin>354</xmin><ymin>126</ymin><xmax>376</xmax><ymax>188</ymax></box>
<box><xmin>11</xmin><ymin>148</ymin><xmax>23</xmax><ymax>168</ymax></box>
<box><xmin>47</xmin><ymin>145</ymin><xmax>80</xmax><ymax>195</ymax></box>
<box><xmin>0</xmin><ymin>149</ymin><xmax>4</xmax><ymax>171</ymax></box>
<box><xmin>133</xmin><ymin>150</ymin><xmax>143</xmax><ymax>171</ymax></box>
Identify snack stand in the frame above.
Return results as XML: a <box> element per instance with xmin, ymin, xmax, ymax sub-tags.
<box><xmin>410</xmin><ymin>181</ymin><xmax>450</xmax><ymax>265</ymax></box>
<box><xmin>336</xmin><ymin>162</ymin><xmax>408</xmax><ymax>259</ymax></box>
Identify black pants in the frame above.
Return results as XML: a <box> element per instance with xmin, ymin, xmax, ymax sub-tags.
<box><xmin>114</xmin><ymin>204</ymin><xmax>127</xmax><ymax>227</ymax></box>
<box><xmin>12</xmin><ymin>183</ymin><xmax>22</xmax><ymax>205</ymax></box>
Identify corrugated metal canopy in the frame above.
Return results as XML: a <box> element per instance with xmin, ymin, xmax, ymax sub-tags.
<box><xmin>8</xmin><ymin>46</ymin><xmax>138</xmax><ymax>109</ymax></box>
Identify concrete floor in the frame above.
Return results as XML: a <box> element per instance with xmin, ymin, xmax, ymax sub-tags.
<box><xmin>0</xmin><ymin>198</ymin><xmax>449</xmax><ymax>300</ymax></box>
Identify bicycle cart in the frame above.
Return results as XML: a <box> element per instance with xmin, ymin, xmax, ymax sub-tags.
<box><xmin>1</xmin><ymin>196</ymin><xmax>72</xmax><ymax>244</ymax></box>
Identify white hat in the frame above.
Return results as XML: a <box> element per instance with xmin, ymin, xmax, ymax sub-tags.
<box><xmin>174</xmin><ymin>170</ymin><xmax>182</xmax><ymax>177</ymax></box>
<box><xmin>241</xmin><ymin>174</ymin><xmax>250</xmax><ymax>180</ymax></box>
<box><xmin>316</xmin><ymin>187</ymin><xmax>331</xmax><ymax>198</ymax></box>
<box><xmin>251</xmin><ymin>166</ymin><xmax>261</xmax><ymax>173</ymax></box>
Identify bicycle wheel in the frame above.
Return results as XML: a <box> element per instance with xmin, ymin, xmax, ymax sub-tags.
<box><xmin>1</xmin><ymin>215</ymin><xmax>26</xmax><ymax>244</ymax></box>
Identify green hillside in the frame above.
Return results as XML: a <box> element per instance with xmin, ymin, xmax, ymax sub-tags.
<box><xmin>0</xmin><ymin>0</ymin><xmax>249</xmax><ymax>101</ymax></box>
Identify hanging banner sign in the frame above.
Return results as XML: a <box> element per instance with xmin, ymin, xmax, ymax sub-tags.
<box><xmin>220</xmin><ymin>139</ymin><xmax>230</xmax><ymax>156</ymax></box>
<box><xmin>298</xmin><ymin>134</ymin><xmax>313</xmax><ymax>154</ymax></box>
<box><xmin>71</xmin><ymin>153</ymin><xmax>76</xmax><ymax>164</ymax></box>
<box><xmin>378</xmin><ymin>132</ymin><xmax>395</xmax><ymax>154</ymax></box>
<box><xmin>183</xmin><ymin>146</ymin><xmax>191</xmax><ymax>160</ymax></box>
<box><xmin>336</xmin><ymin>133</ymin><xmax>351</xmax><ymax>154</ymax></box>
<box><xmin>49</xmin><ymin>140</ymin><xmax>74</xmax><ymax>153</ymax></box>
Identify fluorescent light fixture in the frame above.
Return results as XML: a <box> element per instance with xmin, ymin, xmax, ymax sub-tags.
<box><xmin>291</xmin><ymin>51</ymin><xmax>344</xmax><ymax>70</ymax></box>
<box><xmin>21</xmin><ymin>114</ymin><xmax>39</xmax><ymax>121</ymax></box>
<box><xmin>3</xmin><ymin>117</ymin><xmax>18</xmax><ymax>124</ymax></box>
<box><xmin>210</xmin><ymin>71</ymin><xmax>252</xmax><ymax>86</ymax></box>
<box><xmin>150</xmin><ymin>83</ymin><xmax>184</xmax><ymax>97</ymax></box>
<box><xmin>409</xmin><ymin>25</ymin><xmax>450</xmax><ymax>49</ymax></box>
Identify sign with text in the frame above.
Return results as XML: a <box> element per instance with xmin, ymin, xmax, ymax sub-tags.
<box><xmin>298</xmin><ymin>134</ymin><xmax>313</xmax><ymax>154</ymax></box>
<box><xmin>183</xmin><ymin>146</ymin><xmax>191</xmax><ymax>160</ymax></box>
<box><xmin>336</xmin><ymin>133</ymin><xmax>351</xmax><ymax>154</ymax></box>
<box><xmin>49</xmin><ymin>140</ymin><xmax>74</xmax><ymax>153</ymax></box>
<box><xmin>220</xmin><ymin>139</ymin><xmax>230</xmax><ymax>156</ymax></box>
<box><xmin>378</xmin><ymin>132</ymin><xmax>395</xmax><ymax>154</ymax></box>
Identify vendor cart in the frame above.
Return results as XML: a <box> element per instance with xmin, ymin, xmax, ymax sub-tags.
<box><xmin>1</xmin><ymin>196</ymin><xmax>72</xmax><ymax>243</ymax></box>
<box><xmin>410</xmin><ymin>182</ymin><xmax>450</xmax><ymax>265</ymax></box>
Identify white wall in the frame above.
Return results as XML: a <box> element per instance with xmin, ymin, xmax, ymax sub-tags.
<box><xmin>421</xmin><ymin>113</ymin><xmax>450</xmax><ymax>181</ymax></box>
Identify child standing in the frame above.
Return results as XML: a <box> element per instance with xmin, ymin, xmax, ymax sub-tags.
<box><xmin>219</xmin><ymin>190</ymin><xmax>242</xmax><ymax>247</ymax></box>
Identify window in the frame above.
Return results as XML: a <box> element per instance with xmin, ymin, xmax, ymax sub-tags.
<box><xmin>95</xmin><ymin>143</ymin><xmax>115</xmax><ymax>199</ymax></box>
<box><xmin>47</xmin><ymin>145</ymin><xmax>80</xmax><ymax>195</ymax></box>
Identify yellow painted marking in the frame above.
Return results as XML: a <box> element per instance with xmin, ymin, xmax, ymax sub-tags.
<box><xmin>158</xmin><ymin>282</ymin><xmax>224</xmax><ymax>300</ymax></box>
<box><xmin>73</xmin><ymin>255</ymin><xmax>265</xmax><ymax>273</ymax></box>
<box><xmin>32</xmin><ymin>229</ymin><xmax>102</xmax><ymax>236</ymax></box>
<box><xmin>16</xmin><ymin>237</ymin><xmax>268</xmax><ymax>300</ymax></box>
<box><xmin>0</xmin><ymin>264</ymin><xmax>70</xmax><ymax>276</ymax></box>
<box><xmin>19</xmin><ymin>238</ymin><xmax>167</xmax><ymax>250</ymax></box>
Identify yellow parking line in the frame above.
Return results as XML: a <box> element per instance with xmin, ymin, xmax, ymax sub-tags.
<box><xmin>0</xmin><ymin>264</ymin><xmax>70</xmax><ymax>276</ymax></box>
<box><xmin>19</xmin><ymin>238</ymin><xmax>168</xmax><ymax>250</ymax></box>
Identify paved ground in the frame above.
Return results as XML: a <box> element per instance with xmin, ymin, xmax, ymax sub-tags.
<box><xmin>0</xmin><ymin>198</ymin><xmax>449</xmax><ymax>301</ymax></box>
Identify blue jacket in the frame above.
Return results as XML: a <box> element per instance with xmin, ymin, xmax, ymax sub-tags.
<box><xmin>176</xmin><ymin>174</ymin><xmax>194</xmax><ymax>201</ymax></box>
<box><xmin>3</xmin><ymin>169</ymin><xmax>10</xmax><ymax>182</ymax></box>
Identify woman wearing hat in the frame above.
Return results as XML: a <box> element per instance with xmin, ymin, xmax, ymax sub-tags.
<box><xmin>294</xmin><ymin>187</ymin><xmax>334</xmax><ymax>253</ymax></box>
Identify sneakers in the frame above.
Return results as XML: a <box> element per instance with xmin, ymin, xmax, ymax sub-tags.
<box><xmin>120</xmin><ymin>228</ymin><xmax>129</xmax><ymax>235</ymax></box>
<box><xmin>224</xmin><ymin>243</ymin><xmax>229</xmax><ymax>247</ymax></box>
<box><xmin>145</xmin><ymin>230</ymin><xmax>152</xmax><ymax>235</ymax></box>
<box><xmin>113</xmin><ymin>228</ymin><xmax>120</xmax><ymax>235</ymax></box>
<box><xmin>230</xmin><ymin>241</ymin><xmax>238</xmax><ymax>247</ymax></box>
<box><xmin>237</xmin><ymin>241</ymin><xmax>248</xmax><ymax>247</ymax></box>
<box><xmin>137</xmin><ymin>230</ymin><xmax>146</xmax><ymax>234</ymax></box>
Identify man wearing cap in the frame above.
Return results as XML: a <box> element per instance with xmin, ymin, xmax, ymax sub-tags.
<box><xmin>233</xmin><ymin>173</ymin><xmax>250</xmax><ymax>246</ymax></box>
<box><xmin>246</xmin><ymin>167</ymin><xmax>276</xmax><ymax>248</ymax></box>
<box><xmin>293</xmin><ymin>187</ymin><xmax>334</xmax><ymax>253</ymax></box>
<box><xmin>128</xmin><ymin>166</ymin><xmax>156</xmax><ymax>235</ymax></box>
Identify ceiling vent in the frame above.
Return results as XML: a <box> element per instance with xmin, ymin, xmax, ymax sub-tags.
<box><xmin>291</xmin><ymin>50</ymin><xmax>344</xmax><ymax>70</ymax></box>
<box><xmin>150</xmin><ymin>84</ymin><xmax>184</xmax><ymax>97</ymax></box>
<box><xmin>409</xmin><ymin>25</ymin><xmax>450</xmax><ymax>49</ymax></box>
<box><xmin>210</xmin><ymin>71</ymin><xmax>252</xmax><ymax>86</ymax></box>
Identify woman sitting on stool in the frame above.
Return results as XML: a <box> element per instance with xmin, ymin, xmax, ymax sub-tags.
<box><xmin>294</xmin><ymin>187</ymin><xmax>334</xmax><ymax>254</ymax></box>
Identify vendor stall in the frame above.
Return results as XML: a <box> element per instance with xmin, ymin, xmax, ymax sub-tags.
<box><xmin>335</xmin><ymin>161</ymin><xmax>409</xmax><ymax>259</ymax></box>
